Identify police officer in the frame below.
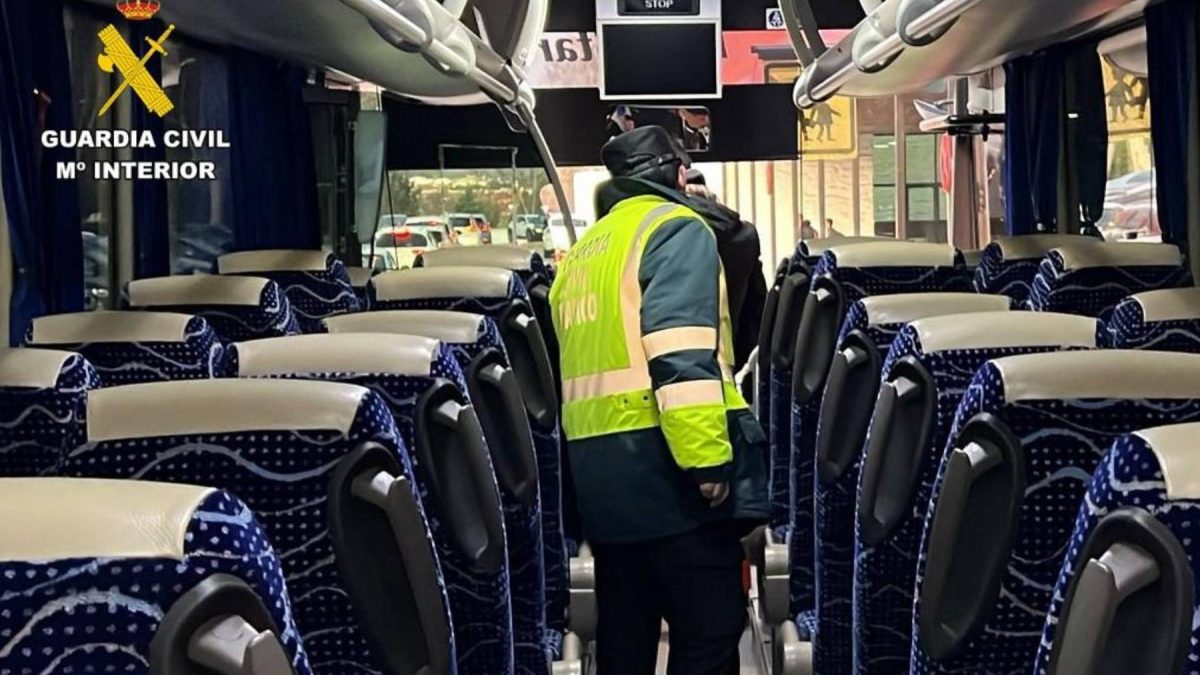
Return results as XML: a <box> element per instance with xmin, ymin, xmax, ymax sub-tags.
<box><xmin>549</xmin><ymin>126</ymin><xmax>768</xmax><ymax>674</ymax></box>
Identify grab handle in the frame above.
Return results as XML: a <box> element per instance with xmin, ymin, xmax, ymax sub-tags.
<box><xmin>917</xmin><ymin>414</ymin><xmax>1024</xmax><ymax>660</ymax></box>
<box><xmin>814</xmin><ymin>331</ymin><xmax>881</xmax><ymax>484</ymax></box>
<box><xmin>791</xmin><ymin>276</ymin><xmax>844</xmax><ymax>404</ymax></box>
<box><xmin>499</xmin><ymin>302</ymin><xmax>560</xmax><ymax>430</ymax></box>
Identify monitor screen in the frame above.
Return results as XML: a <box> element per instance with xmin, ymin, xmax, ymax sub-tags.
<box><xmin>601</xmin><ymin>22</ymin><xmax>719</xmax><ymax>98</ymax></box>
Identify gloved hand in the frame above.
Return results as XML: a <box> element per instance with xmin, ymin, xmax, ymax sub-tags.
<box><xmin>699</xmin><ymin>482</ymin><xmax>730</xmax><ymax>508</ymax></box>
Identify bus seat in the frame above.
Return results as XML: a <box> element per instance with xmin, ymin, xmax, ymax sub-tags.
<box><xmin>62</xmin><ymin>379</ymin><xmax>454</xmax><ymax>675</ymax></box>
<box><xmin>1102</xmin><ymin>287</ymin><xmax>1200</xmax><ymax>352</ymax></box>
<box><xmin>848</xmin><ymin>312</ymin><xmax>1098</xmax><ymax>674</ymax></box>
<box><xmin>28</xmin><ymin>311</ymin><xmax>226</xmax><ymax>386</ymax></box>
<box><xmin>418</xmin><ymin>244</ymin><xmax>548</xmax><ymax>277</ymax></box>
<box><xmin>127</xmin><ymin>275</ymin><xmax>301</xmax><ymax>342</ymax></box>
<box><xmin>960</xmin><ymin>249</ymin><xmax>984</xmax><ymax>271</ymax></box>
<box><xmin>0</xmin><ymin>478</ymin><xmax>312</xmax><ymax>675</ymax></box>
<box><xmin>797</xmin><ymin>236</ymin><xmax>881</xmax><ymax>266</ymax></box>
<box><xmin>344</xmin><ymin>267</ymin><xmax>376</xmax><ymax>310</ymax></box>
<box><xmin>974</xmin><ymin>234</ymin><xmax>1098</xmax><ymax>305</ymax></box>
<box><xmin>807</xmin><ymin>293</ymin><xmax>1012</xmax><ymax>671</ymax></box>
<box><xmin>217</xmin><ymin>250</ymin><xmax>360</xmax><ymax>333</ymax></box>
<box><xmin>370</xmin><ymin>267</ymin><xmax>569</xmax><ymax>635</ymax></box>
<box><xmin>1033</xmin><ymin>423</ymin><xmax>1200</xmax><ymax>675</ymax></box>
<box><xmin>230</xmin><ymin>333</ymin><xmax>526</xmax><ymax>674</ymax></box>
<box><xmin>786</xmin><ymin>242</ymin><xmax>969</xmax><ymax>620</ymax></box>
<box><xmin>1029</xmin><ymin>242</ymin><xmax>1188</xmax><ymax>318</ymax></box>
<box><xmin>910</xmin><ymin>351</ymin><xmax>1200</xmax><ymax>674</ymax></box>
<box><xmin>325</xmin><ymin>310</ymin><xmax>585</xmax><ymax>656</ymax></box>
<box><xmin>0</xmin><ymin>348</ymin><xmax>98</xmax><ymax>476</ymax></box>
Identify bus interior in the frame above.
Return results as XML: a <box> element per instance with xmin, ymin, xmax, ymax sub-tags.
<box><xmin>1</xmin><ymin>0</ymin><xmax>1200</xmax><ymax>673</ymax></box>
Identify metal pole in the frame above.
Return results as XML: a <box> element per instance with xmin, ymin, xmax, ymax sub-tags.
<box><xmin>893</xmin><ymin>95</ymin><xmax>908</xmax><ymax>240</ymax></box>
<box><xmin>516</xmin><ymin>100</ymin><xmax>576</xmax><ymax>245</ymax></box>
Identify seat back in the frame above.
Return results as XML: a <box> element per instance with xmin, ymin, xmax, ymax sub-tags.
<box><xmin>419</xmin><ymin>244</ymin><xmax>547</xmax><ymax>277</ymax></box>
<box><xmin>63</xmin><ymin>379</ymin><xmax>454</xmax><ymax>675</ymax></box>
<box><xmin>851</xmin><ymin>312</ymin><xmax>1099</xmax><ymax>674</ymax></box>
<box><xmin>127</xmin><ymin>275</ymin><xmax>301</xmax><ymax>342</ymax></box>
<box><xmin>0</xmin><ymin>349</ymin><xmax>98</xmax><ymax>476</ymax></box>
<box><xmin>344</xmin><ymin>267</ymin><xmax>375</xmax><ymax>310</ymax></box>
<box><xmin>910</xmin><ymin>351</ymin><xmax>1200</xmax><ymax>674</ymax></box>
<box><xmin>1029</xmin><ymin>241</ymin><xmax>1188</xmax><ymax>317</ymax></box>
<box><xmin>218</xmin><ymin>250</ymin><xmax>360</xmax><ymax>332</ymax></box>
<box><xmin>797</xmin><ymin>236</ymin><xmax>880</xmax><ymax>266</ymax></box>
<box><xmin>231</xmin><ymin>333</ymin><xmax>524</xmax><ymax>673</ymax></box>
<box><xmin>973</xmin><ymin>234</ymin><xmax>1096</xmax><ymax>304</ymax></box>
<box><xmin>1102</xmin><ymin>287</ymin><xmax>1200</xmax><ymax>352</ymax></box>
<box><xmin>371</xmin><ymin>267</ymin><xmax>569</xmax><ymax>632</ymax></box>
<box><xmin>0</xmin><ymin>478</ymin><xmax>312</xmax><ymax>675</ymax></box>
<box><xmin>28</xmin><ymin>311</ymin><xmax>226</xmax><ymax>385</ymax></box>
<box><xmin>787</xmin><ymin>242</ymin><xmax>969</xmax><ymax>615</ymax></box>
<box><xmin>810</xmin><ymin>293</ymin><xmax>1012</xmax><ymax>671</ymax></box>
<box><xmin>1033</xmin><ymin>423</ymin><xmax>1200</xmax><ymax>675</ymax></box>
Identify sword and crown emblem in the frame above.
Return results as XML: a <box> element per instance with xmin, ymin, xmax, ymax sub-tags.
<box><xmin>96</xmin><ymin>1</ymin><xmax>174</xmax><ymax>117</ymax></box>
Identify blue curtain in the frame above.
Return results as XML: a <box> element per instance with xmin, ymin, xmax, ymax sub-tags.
<box><xmin>227</xmin><ymin>49</ymin><xmax>320</xmax><ymax>252</ymax></box>
<box><xmin>1065</xmin><ymin>45</ymin><xmax>1108</xmax><ymax>228</ymax></box>
<box><xmin>1146</xmin><ymin>0</ymin><xmax>1199</xmax><ymax>249</ymax></box>
<box><xmin>130</xmin><ymin>20</ymin><xmax>170</xmax><ymax>279</ymax></box>
<box><xmin>1004</xmin><ymin>50</ymin><xmax>1065</xmax><ymax>235</ymax></box>
<box><xmin>0</xmin><ymin>0</ymin><xmax>82</xmax><ymax>344</ymax></box>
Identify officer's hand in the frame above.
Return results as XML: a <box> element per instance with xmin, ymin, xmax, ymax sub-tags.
<box><xmin>699</xmin><ymin>482</ymin><xmax>730</xmax><ymax>508</ymax></box>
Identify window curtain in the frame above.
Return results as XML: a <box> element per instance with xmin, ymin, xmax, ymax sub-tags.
<box><xmin>1063</xmin><ymin>45</ymin><xmax>1108</xmax><ymax>232</ymax></box>
<box><xmin>1004</xmin><ymin>50</ymin><xmax>1066</xmax><ymax>235</ymax></box>
<box><xmin>226</xmin><ymin>49</ymin><xmax>320</xmax><ymax>252</ymax></box>
<box><xmin>130</xmin><ymin>19</ymin><xmax>170</xmax><ymax>279</ymax></box>
<box><xmin>0</xmin><ymin>0</ymin><xmax>82</xmax><ymax>345</ymax></box>
<box><xmin>1146</xmin><ymin>0</ymin><xmax>1200</xmax><ymax>256</ymax></box>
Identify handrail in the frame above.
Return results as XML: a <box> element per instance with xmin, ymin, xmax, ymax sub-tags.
<box><xmin>899</xmin><ymin>0</ymin><xmax>984</xmax><ymax>45</ymax></box>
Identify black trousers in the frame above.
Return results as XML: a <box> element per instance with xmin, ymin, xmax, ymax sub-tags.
<box><xmin>593</xmin><ymin>524</ymin><xmax>748</xmax><ymax>675</ymax></box>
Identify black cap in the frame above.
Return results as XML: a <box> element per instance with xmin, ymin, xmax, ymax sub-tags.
<box><xmin>602</xmin><ymin>126</ymin><xmax>691</xmax><ymax>179</ymax></box>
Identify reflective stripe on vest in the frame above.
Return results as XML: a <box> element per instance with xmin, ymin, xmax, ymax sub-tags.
<box><xmin>551</xmin><ymin>196</ymin><xmax>747</xmax><ymax>441</ymax></box>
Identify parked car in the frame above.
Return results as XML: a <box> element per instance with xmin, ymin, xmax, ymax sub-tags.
<box><xmin>512</xmin><ymin>213</ymin><xmax>547</xmax><ymax>241</ymax></box>
<box><xmin>366</xmin><ymin>219</ymin><xmax>455</xmax><ymax>270</ymax></box>
<box><xmin>448</xmin><ymin>212</ymin><xmax>492</xmax><ymax>245</ymax></box>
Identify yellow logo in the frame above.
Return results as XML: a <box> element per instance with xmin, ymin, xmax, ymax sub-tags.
<box><xmin>96</xmin><ymin>0</ymin><xmax>174</xmax><ymax>118</ymax></box>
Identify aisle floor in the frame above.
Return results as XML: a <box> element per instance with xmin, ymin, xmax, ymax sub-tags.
<box><xmin>653</xmin><ymin>624</ymin><xmax>765</xmax><ymax>674</ymax></box>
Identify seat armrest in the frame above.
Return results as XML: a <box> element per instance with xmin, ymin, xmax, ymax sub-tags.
<box><xmin>758</xmin><ymin>528</ymin><xmax>791</xmax><ymax>626</ymax></box>
<box><xmin>569</xmin><ymin>545</ymin><xmax>597</xmax><ymax>640</ymax></box>
<box><xmin>551</xmin><ymin>633</ymin><xmax>584</xmax><ymax>675</ymax></box>
<box><xmin>776</xmin><ymin>621</ymin><xmax>813</xmax><ymax>675</ymax></box>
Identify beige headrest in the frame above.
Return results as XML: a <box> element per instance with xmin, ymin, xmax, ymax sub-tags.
<box><xmin>1052</xmin><ymin>242</ymin><xmax>1183</xmax><ymax>270</ymax></box>
<box><xmin>325</xmin><ymin>310</ymin><xmax>488</xmax><ymax>344</ymax></box>
<box><xmin>235</xmin><ymin>333</ymin><xmax>442</xmax><ymax>378</ymax></box>
<box><xmin>827</xmin><ymin>241</ymin><xmax>959</xmax><ymax>268</ymax></box>
<box><xmin>421</xmin><ymin>245</ymin><xmax>537</xmax><ymax>271</ymax></box>
<box><xmin>993</xmin><ymin>234</ymin><xmax>1096</xmax><ymax>261</ymax></box>
<box><xmin>30</xmin><ymin>311</ymin><xmax>196</xmax><ymax>345</ymax></box>
<box><xmin>1133</xmin><ymin>424</ymin><xmax>1200</xmax><ymax>500</ymax></box>
<box><xmin>961</xmin><ymin>250</ymin><xmax>984</xmax><ymax>267</ymax></box>
<box><xmin>128</xmin><ymin>275</ymin><xmax>271</xmax><ymax>307</ymax></box>
<box><xmin>0</xmin><ymin>478</ymin><xmax>216</xmax><ymax>562</ymax></box>
<box><xmin>991</xmin><ymin>350</ymin><xmax>1200</xmax><ymax>402</ymax></box>
<box><xmin>344</xmin><ymin>267</ymin><xmax>375</xmax><ymax>288</ymax></box>
<box><xmin>910</xmin><ymin>311</ymin><xmax>1098</xmax><ymax>353</ymax></box>
<box><xmin>803</xmin><ymin>236</ymin><xmax>882</xmax><ymax>257</ymax></box>
<box><xmin>217</xmin><ymin>249</ymin><xmax>331</xmax><ymax>274</ymax></box>
<box><xmin>372</xmin><ymin>267</ymin><xmax>514</xmax><ymax>301</ymax></box>
<box><xmin>858</xmin><ymin>293</ymin><xmax>1010</xmax><ymax>327</ymax></box>
<box><xmin>1130</xmin><ymin>287</ymin><xmax>1200</xmax><ymax>322</ymax></box>
<box><xmin>0</xmin><ymin>348</ymin><xmax>80</xmax><ymax>388</ymax></box>
<box><xmin>87</xmin><ymin>379</ymin><xmax>371</xmax><ymax>441</ymax></box>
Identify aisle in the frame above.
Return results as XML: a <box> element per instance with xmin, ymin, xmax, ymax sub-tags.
<box><xmin>653</xmin><ymin>624</ymin><xmax>767</xmax><ymax>674</ymax></box>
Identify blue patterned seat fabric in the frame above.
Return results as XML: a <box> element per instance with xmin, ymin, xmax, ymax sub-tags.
<box><xmin>231</xmin><ymin>333</ymin><xmax>527</xmax><ymax>674</ymax></box>
<box><xmin>0</xmin><ymin>349</ymin><xmax>98</xmax><ymax>477</ymax></box>
<box><xmin>789</xmin><ymin>242</ymin><xmax>970</xmax><ymax>620</ymax></box>
<box><xmin>0</xmin><ymin>479</ymin><xmax>312</xmax><ymax>675</ymax></box>
<box><xmin>370</xmin><ymin>267</ymin><xmax>569</xmax><ymax>637</ymax></box>
<box><xmin>1101</xmin><ymin>287</ymin><xmax>1200</xmax><ymax>353</ymax></box>
<box><xmin>909</xmin><ymin>350</ymin><xmax>1200</xmax><ymax>675</ymax></box>
<box><xmin>344</xmin><ymin>267</ymin><xmax>376</xmax><ymax>311</ymax></box>
<box><xmin>850</xmin><ymin>312</ymin><xmax>1098</xmax><ymax>675</ymax></box>
<box><xmin>218</xmin><ymin>250</ymin><xmax>361</xmax><ymax>333</ymax></box>
<box><xmin>810</xmin><ymin>293</ymin><xmax>1012</xmax><ymax>673</ymax></box>
<box><xmin>1028</xmin><ymin>242</ymin><xmax>1188</xmax><ymax>318</ymax></box>
<box><xmin>127</xmin><ymin>275</ymin><xmax>301</xmax><ymax>342</ymax></box>
<box><xmin>324</xmin><ymin>310</ymin><xmax>557</xmax><ymax>665</ymax></box>
<box><xmin>61</xmin><ymin>379</ymin><xmax>452</xmax><ymax>675</ymax></box>
<box><xmin>972</xmin><ymin>235</ymin><xmax>1096</xmax><ymax>306</ymax></box>
<box><xmin>1031</xmin><ymin>424</ymin><xmax>1200</xmax><ymax>674</ymax></box>
<box><xmin>27</xmin><ymin>311</ymin><xmax>226</xmax><ymax>386</ymax></box>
